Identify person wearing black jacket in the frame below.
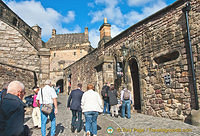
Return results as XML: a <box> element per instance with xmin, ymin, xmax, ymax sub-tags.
<box><xmin>67</xmin><ymin>83</ymin><xmax>84</xmax><ymax>133</ymax></box>
<box><xmin>108</xmin><ymin>84</ymin><xmax>118</xmax><ymax>117</ymax></box>
<box><xmin>0</xmin><ymin>81</ymin><xmax>29</xmax><ymax>136</ymax></box>
<box><xmin>101</xmin><ymin>83</ymin><xmax>110</xmax><ymax>115</ymax></box>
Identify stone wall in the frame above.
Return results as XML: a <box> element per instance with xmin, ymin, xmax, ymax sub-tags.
<box><xmin>50</xmin><ymin>48</ymin><xmax>88</xmax><ymax>84</ymax></box>
<box><xmin>64</xmin><ymin>49</ymin><xmax>100</xmax><ymax>92</ymax></box>
<box><xmin>0</xmin><ymin>20</ymin><xmax>40</xmax><ymax>71</ymax></box>
<box><xmin>103</xmin><ymin>0</ymin><xmax>200</xmax><ymax>121</ymax></box>
<box><xmin>0</xmin><ymin>63</ymin><xmax>35</xmax><ymax>96</ymax></box>
<box><xmin>0</xmin><ymin>1</ymin><xmax>47</xmax><ymax>88</ymax></box>
<box><xmin>65</xmin><ymin>0</ymin><xmax>200</xmax><ymax>121</ymax></box>
<box><xmin>0</xmin><ymin>1</ymin><xmax>42</xmax><ymax>49</ymax></box>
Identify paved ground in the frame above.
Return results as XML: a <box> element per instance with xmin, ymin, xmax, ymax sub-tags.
<box><xmin>25</xmin><ymin>94</ymin><xmax>200</xmax><ymax>136</ymax></box>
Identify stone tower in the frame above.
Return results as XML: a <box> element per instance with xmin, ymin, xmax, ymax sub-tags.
<box><xmin>98</xmin><ymin>18</ymin><xmax>111</xmax><ymax>47</ymax></box>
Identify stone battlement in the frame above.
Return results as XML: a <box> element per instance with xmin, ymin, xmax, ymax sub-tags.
<box><xmin>0</xmin><ymin>1</ymin><xmax>42</xmax><ymax>50</ymax></box>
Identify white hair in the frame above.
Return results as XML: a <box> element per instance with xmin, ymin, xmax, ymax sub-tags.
<box><xmin>45</xmin><ymin>80</ymin><xmax>51</xmax><ymax>85</ymax></box>
<box><xmin>7</xmin><ymin>81</ymin><xmax>25</xmax><ymax>93</ymax></box>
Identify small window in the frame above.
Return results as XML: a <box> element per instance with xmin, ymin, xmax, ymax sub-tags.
<box><xmin>154</xmin><ymin>51</ymin><xmax>179</xmax><ymax>64</ymax></box>
<box><xmin>54</xmin><ymin>53</ymin><xmax>56</xmax><ymax>57</ymax></box>
<box><xmin>0</xmin><ymin>8</ymin><xmax>3</xmax><ymax>16</ymax></box>
<box><xmin>26</xmin><ymin>29</ymin><xmax>30</xmax><ymax>36</ymax></box>
<box><xmin>80</xmin><ymin>49</ymin><xmax>82</xmax><ymax>53</ymax></box>
<box><xmin>12</xmin><ymin>17</ymin><xmax>17</xmax><ymax>26</ymax></box>
<box><xmin>74</xmin><ymin>52</ymin><xmax>76</xmax><ymax>56</ymax></box>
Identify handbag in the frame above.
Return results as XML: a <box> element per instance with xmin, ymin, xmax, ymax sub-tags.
<box><xmin>41</xmin><ymin>104</ymin><xmax>53</xmax><ymax>114</ymax></box>
<box><xmin>41</xmin><ymin>89</ymin><xmax>53</xmax><ymax>114</ymax></box>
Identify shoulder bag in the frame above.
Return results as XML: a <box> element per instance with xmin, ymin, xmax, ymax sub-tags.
<box><xmin>41</xmin><ymin>89</ymin><xmax>53</xmax><ymax>114</ymax></box>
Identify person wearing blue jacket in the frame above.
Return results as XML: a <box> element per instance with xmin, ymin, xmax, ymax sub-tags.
<box><xmin>0</xmin><ymin>81</ymin><xmax>28</xmax><ymax>136</ymax></box>
<box><xmin>67</xmin><ymin>83</ymin><xmax>84</xmax><ymax>133</ymax></box>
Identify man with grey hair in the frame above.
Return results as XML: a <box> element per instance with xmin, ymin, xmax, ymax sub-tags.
<box><xmin>0</xmin><ymin>80</ymin><xmax>28</xmax><ymax>136</ymax></box>
<box><xmin>36</xmin><ymin>79</ymin><xmax>58</xmax><ymax>136</ymax></box>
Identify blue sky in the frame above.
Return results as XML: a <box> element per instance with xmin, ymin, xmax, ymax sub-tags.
<box><xmin>3</xmin><ymin>0</ymin><xmax>177</xmax><ymax>48</ymax></box>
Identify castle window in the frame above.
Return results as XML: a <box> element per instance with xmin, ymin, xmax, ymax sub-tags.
<box><xmin>74</xmin><ymin>52</ymin><xmax>76</xmax><ymax>56</ymax></box>
<box><xmin>26</xmin><ymin>29</ymin><xmax>30</xmax><ymax>37</ymax></box>
<box><xmin>154</xmin><ymin>51</ymin><xmax>179</xmax><ymax>64</ymax></box>
<box><xmin>54</xmin><ymin>53</ymin><xmax>56</xmax><ymax>57</ymax></box>
<box><xmin>80</xmin><ymin>49</ymin><xmax>82</xmax><ymax>53</ymax></box>
<box><xmin>12</xmin><ymin>17</ymin><xmax>17</xmax><ymax>26</ymax></box>
<box><xmin>0</xmin><ymin>7</ymin><xmax>2</xmax><ymax>16</ymax></box>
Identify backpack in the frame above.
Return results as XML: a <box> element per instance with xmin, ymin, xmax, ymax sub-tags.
<box><xmin>102</xmin><ymin>86</ymin><xmax>109</xmax><ymax>98</ymax></box>
<box><xmin>123</xmin><ymin>89</ymin><xmax>130</xmax><ymax>100</ymax></box>
<box><xmin>0</xmin><ymin>89</ymin><xmax>7</xmax><ymax>104</ymax></box>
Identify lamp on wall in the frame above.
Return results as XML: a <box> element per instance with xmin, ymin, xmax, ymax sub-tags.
<box><xmin>120</xmin><ymin>44</ymin><xmax>129</xmax><ymax>84</ymax></box>
<box><xmin>121</xmin><ymin>44</ymin><xmax>129</xmax><ymax>59</ymax></box>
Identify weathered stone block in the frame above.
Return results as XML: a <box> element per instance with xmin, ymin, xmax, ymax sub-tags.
<box><xmin>191</xmin><ymin>110</ymin><xmax>200</xmax><ymax>126</ymax></box>
<box><xmin>155</xmin><ymin>89</ymin><xmax>161</xmax><ymax>94</ymax></box>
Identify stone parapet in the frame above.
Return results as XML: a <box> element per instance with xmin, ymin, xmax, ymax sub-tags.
<box><xmin>0</xmin><ymin>1</ymin><xmax>42</xmax><ymax>50</ymax></box>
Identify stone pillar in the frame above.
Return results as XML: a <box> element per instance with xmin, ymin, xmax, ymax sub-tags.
<box><xmin>102</xmin><ymin>56</ymin><xmax>114</xmax><ymax>84</ymax></box>
<box><xmin>38</xmin><ymin>48</ymin><xmax>50</xmax><ymax>86</ymax></box>
<box><xmin>52</xmin><ymin>29</ymin><xmax>56</xmax><ymax>38</ymax></box>
<box><xmin>84</xmin><ymin>27</ymin><xmax>89</xmax><ymax>41</ymax></box>
<box><xmin>32</xmin><ymin>24</ymin><xmax>42</xmax><ymax>38</ymax></box>
<box><xmin>191</xmin><ymin>110</ymin><xmax>200</xmax><ymax>126</ymax></box>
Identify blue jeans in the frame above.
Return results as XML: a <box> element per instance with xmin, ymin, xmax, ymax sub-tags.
<box><xmin>121</xmin><ymin>100</ymin><xmax>131</xmax><ymax>118</ymax></box>
<box><xmin>103</xmin><ymin>100</ymin><xmax>110</xmax><ymax>114</ymax></box>
<box><xmin>84</xmin><ymin>111</ymin><xmax>99</xmax><ymax>135</ymax></box>
<box><xmin>40</xmin><ymin>104</ymin><xmax>56</xmax><ymax>136</ymax></box>
<box><xmin>71</xmin><ymin>110</ymin><xmax>82</xmax><ymax>131</ymax></box>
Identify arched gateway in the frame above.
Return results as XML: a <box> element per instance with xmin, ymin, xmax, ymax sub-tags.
<box><xmin>56</xmin><ymin>79</ymin><xmax>63</xmax><ymax>93</ymax></box>
<box><xmin>128</xmin><ymin>58</ymin><xmax>141</xmax><ymax>111</ymax></box>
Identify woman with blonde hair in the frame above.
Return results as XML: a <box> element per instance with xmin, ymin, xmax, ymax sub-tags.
<box><xmin>81</xmin><ymin>84</ymin><xmax>103</xmax><ymax>136</ymax></box>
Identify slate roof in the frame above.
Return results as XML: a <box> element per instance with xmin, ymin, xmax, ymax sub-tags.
<box><xmin>45</xmin><ymin>33</ymin><xmax>89</xmax><ymax>48</ymax></box>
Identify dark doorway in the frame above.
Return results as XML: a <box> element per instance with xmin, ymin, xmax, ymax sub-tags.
<box><xmin>129</xmin><ymin>58</ymin><xmax>141</xmax><ymax>111</ymax></box>
<box><xmin>56</xmin><ymin>79</ymin><xmax>63</xmax><ymax>93</ymax></box>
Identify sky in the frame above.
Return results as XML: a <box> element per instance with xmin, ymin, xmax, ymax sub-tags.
<box><xmin>3</xmin><ymin>0</ymin><xmax>177</xmax><ymax>48</ymax></box>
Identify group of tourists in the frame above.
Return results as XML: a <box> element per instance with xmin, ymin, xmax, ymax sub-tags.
<box><xmin>67</xmin><ymin>83</ymin><xmax>103</xmax><ymax>136</ymax></box>
<box><xmin>0</xmin><ymin>80</ymin><xmax>58</xmax><ymax>136</ymax></box>
<box><xmin>101</xmin><ymin>83</ymin><xmax>133</xmax><ymax>119</ymax></box>
<box><xmin>0</xmin><ymin>80</ymin><xmax>133</xmax><ymax>136</ymax></box>
<box><xmin>67</xmin><ymin>82</ymin><xmax>133</xmax><ymax>136</ymax></box>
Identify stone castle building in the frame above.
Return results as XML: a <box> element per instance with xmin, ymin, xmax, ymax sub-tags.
<box><xmin>0</xmin><ymin>1</ymin><xmax>92</xmax><ymax>94</ymax></box>
<box><xmin>1</xmin><ymin>0</ymin><xmax>200</xmax><ymax>122</ymax></box>
<box><xmin>64</xmin><ymin>0</ymin><xmax>200</xmax><ymax>122</ymax></box>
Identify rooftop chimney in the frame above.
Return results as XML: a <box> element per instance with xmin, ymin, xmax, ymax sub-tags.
<box><xmin>52</xmin><ymin>29</ymin><xmax>56</xmax><ymax>38</ymax></box>
<box><xmin>84</xmin><ymin>27</ymin><xmax>89</xmax><ymax>41</ymax></box>
<box><xmin>104</xmin><ymin>18</ymin><xmax>107</xmax><ymax>23</ymax></box>
<box><xmin>32</xmin><ymin>24</ymin><xmax>41</xmax><ymax>38</ymax></box>
<box><xmin>98</xmin><ymin>18</ymin><xmax>111</xmax><ymax>47</ymax></box>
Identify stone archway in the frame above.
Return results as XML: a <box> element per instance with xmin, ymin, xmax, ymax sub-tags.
<box><xmin>128</xmin><ymin>58</ymin><xmax>141</xmax><ymax>111</ymax></box>
<box><xmin>56</xmin><ymin>79</ymin><xmax>63</xmax><ymax>93</ymax></box>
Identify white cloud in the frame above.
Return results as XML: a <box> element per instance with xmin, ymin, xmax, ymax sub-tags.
<box><xmin>88</xmin><ymin>25</ymin><xmax>124</xmax><ymax>48</ymax></box>
<box><xmin>125</xmin><ymin>0</ymin><xmax>167</xmax><ymax>25</ymax></box>
<box><xmin>63</xmin><ymin>11</ymin><xmax>75</xmax><ymax>23</ymax></box>
<box><xmin>89</xmin><ymin>0</ymin><xmax>124</xmax><ymax>26</ymax></box>
<box><xmin>89</xmin><ymin>29</ymin><xmax>100</xmax><ymax>48</ymax></box>
<box><xmin>111</xmin><ymin>25</ymin><xmax>124</xmax><ymax>38</ymax></box>
<box><xmin>95</xmin><ymin>0</ymin><xmax>119</xmax><ymax>7</ymax></box>
<box><xmin>4</xmin><ymin>0</ymin><xmax>79</xmax><ymax>41</ymax></box>
<box><xmin>142</xmin><ymin>0</ymin><xmax>167</xmax><ymax>15</ymax></box>
<box><xmin>3</xmin><ymin>0</ymin><xmax>169</xmax><ymax>48</ymax></box>
<box><xmin>127</xmin><ymin>0</ymin><xmax>153</xmax><ymax>6</ymax></box>
<box><xmin>88</xmin><ymin>2</ymin><xmax>94</xmax><ymax>8</ymax></box>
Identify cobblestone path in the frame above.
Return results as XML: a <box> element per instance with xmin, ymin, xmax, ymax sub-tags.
<box><xmin>25</xmin><ymin>94</ymin><xmax>200</xmax><ymax>136</ymax></box>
